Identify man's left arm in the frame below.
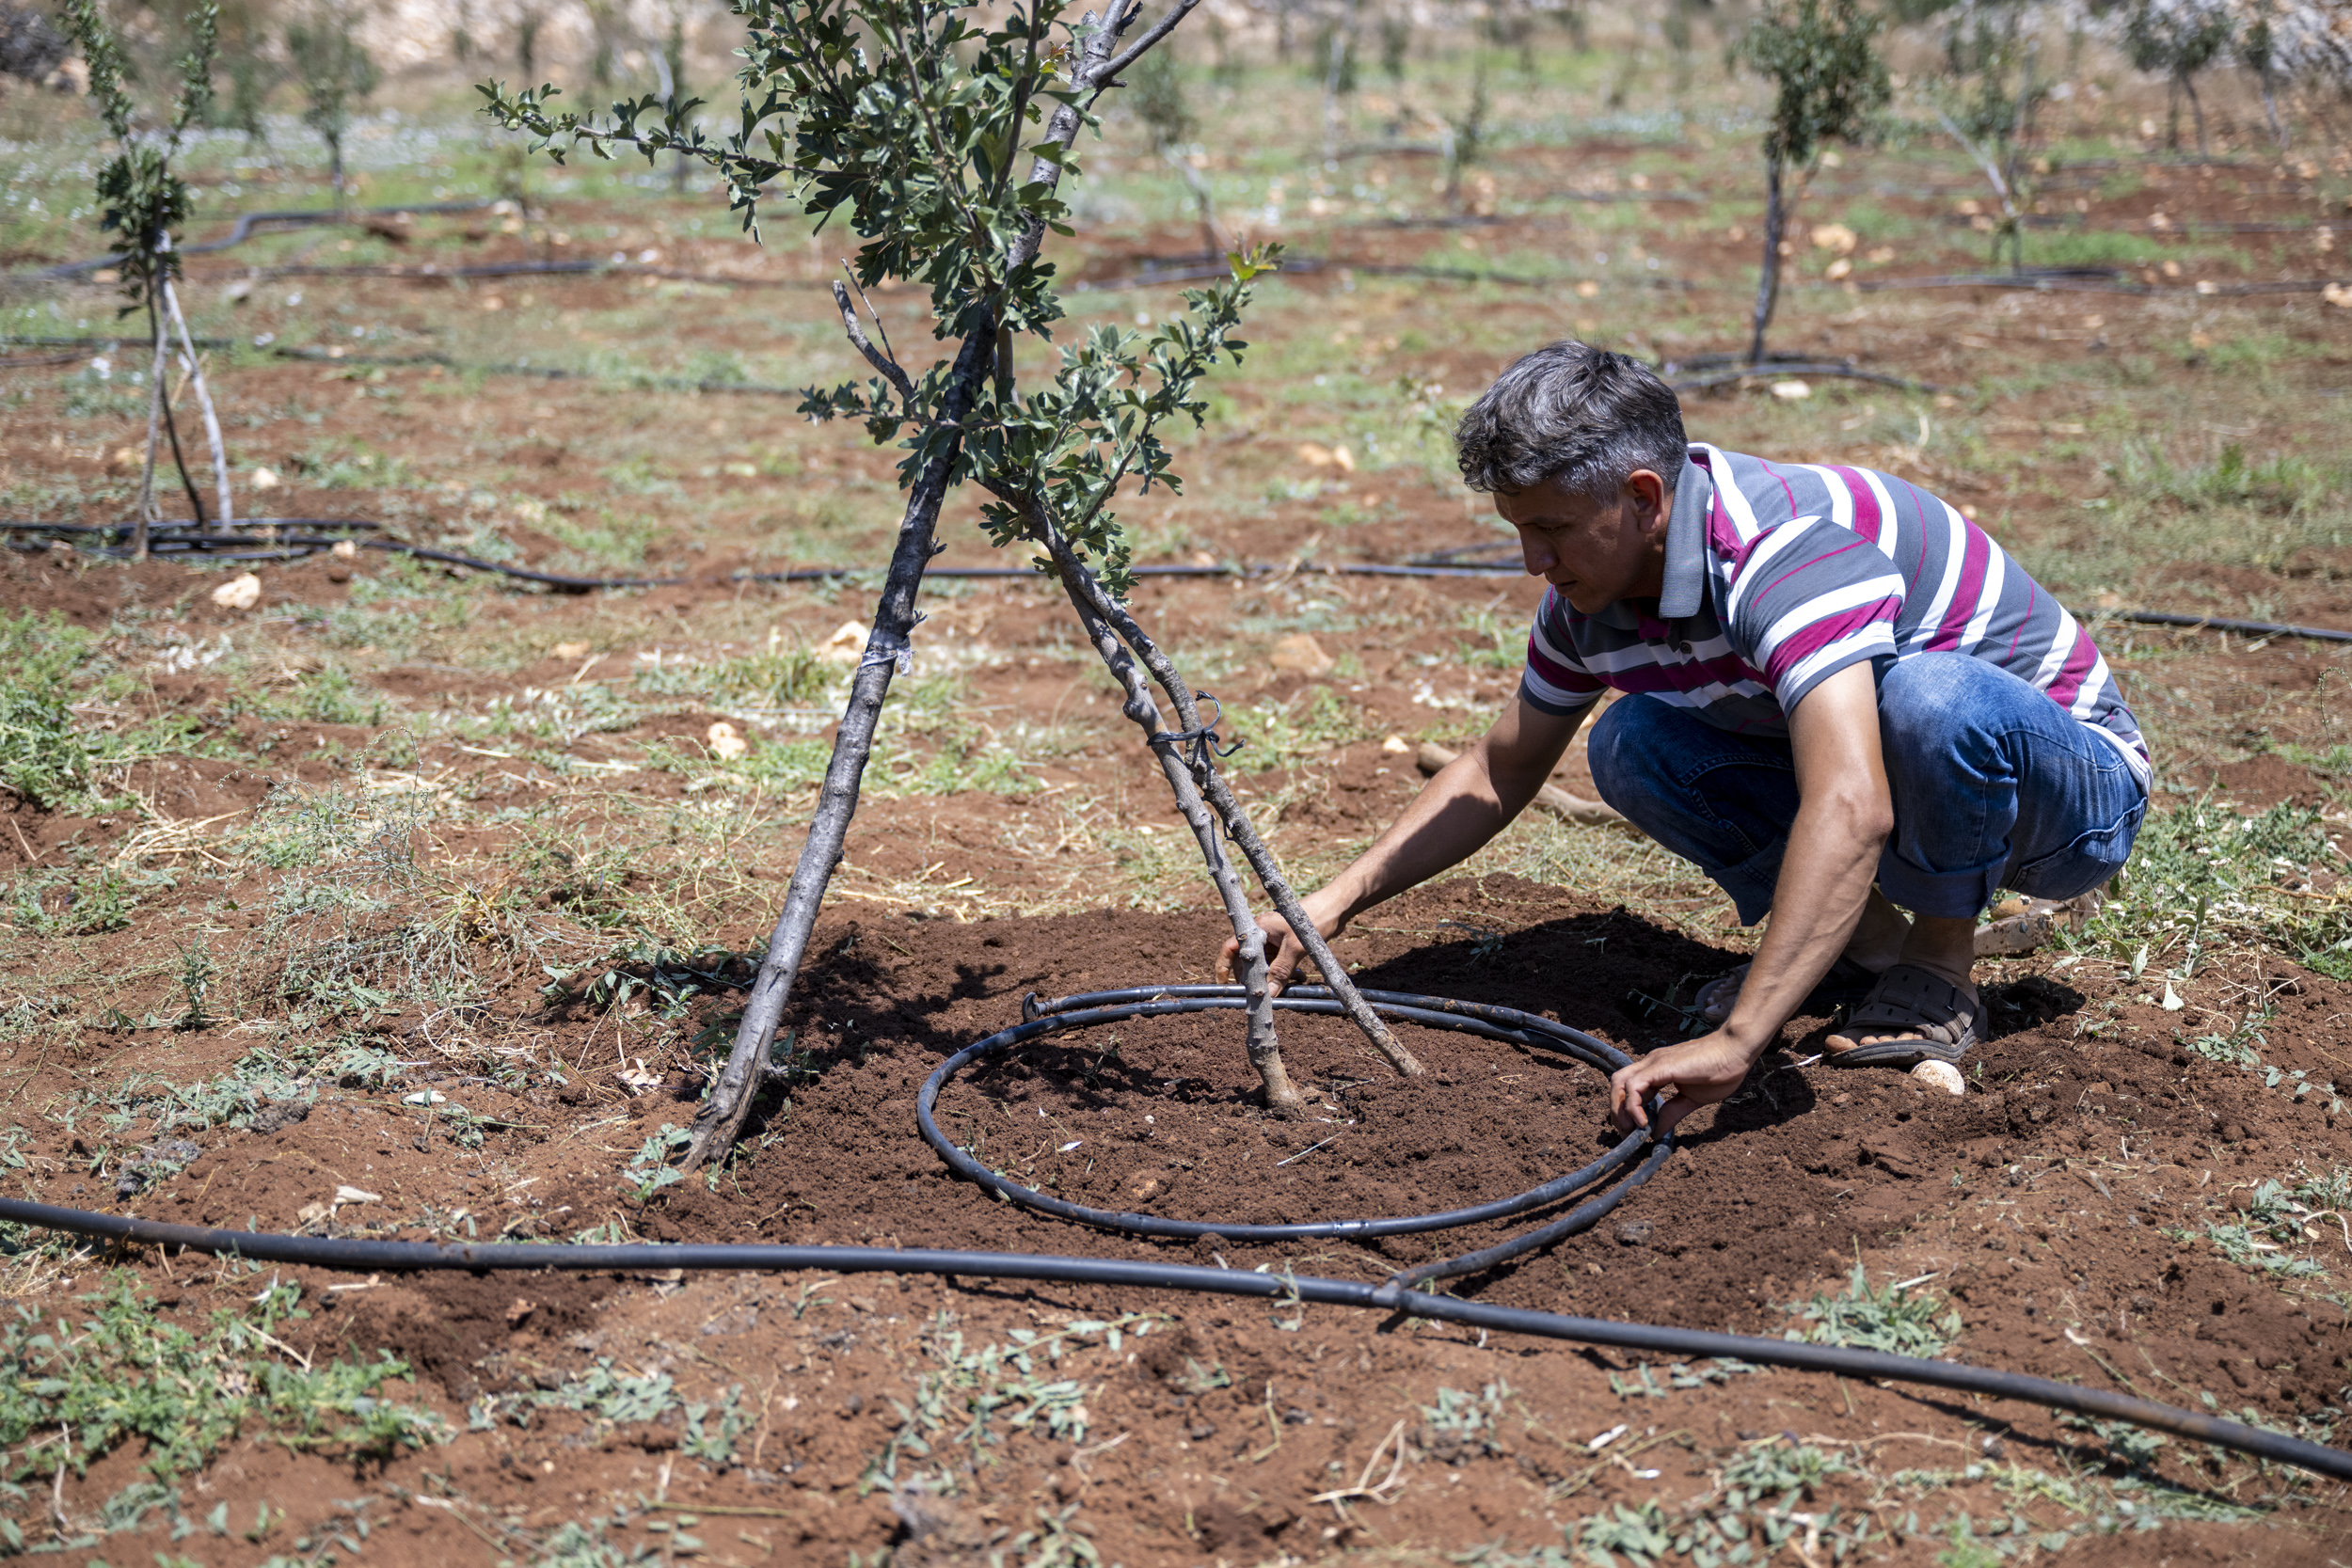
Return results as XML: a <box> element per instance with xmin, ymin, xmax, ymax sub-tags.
<box><xmin>1608</xmin><ymin>661</ymin><xmax>1893</xmax><ymax>1132</ymax></box>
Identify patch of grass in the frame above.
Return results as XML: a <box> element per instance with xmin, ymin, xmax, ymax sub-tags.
<box><xmin>0</xmin><ymin>609</ymin><xmax>105</xmax><ymax>811</ymax></box>
<box><xmin>1783</xmin><ymin>1259</ymin><xmax>1962</xmax><ymax>1357</ymax></box>
<box><xmin>2077</xmin><ymin>800</ymin><xmax>2352</xmax><ymax>983</ymax></box>
<box><xmin>0</xmin><ymin>1275</ymin><xmax>442</xmax><ymax>1484</ymax></box>
<box><xmin>4</xmin><ymin>863</ymin><xmax>151</xmax><ymax>936</ymax></box>
<box><xmin>866</xmin><ymin>1311</ymin><xmax>1156</xmax><ymax>1496</ymax></box>
<box><xmin>289</xmin><ymin>436</ymin><xmax>418</xmax><ymax>490</ymax></box>
<box><xmin>470</xmin><ymin>1356</ymin><xmax>750</xmax><ymax>1467</ymax></box>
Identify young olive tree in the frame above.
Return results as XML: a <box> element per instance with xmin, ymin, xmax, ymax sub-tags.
<box><xmin>2119</xmin><ymin>0</ymin><xmax>2233</xmax><ymax>154</ymax></box>
<box><xmin>62</xmin><ymin>0</ymin><xmax>235</xmax><ymax>557</ymax></box>
<box><xmin>483</xmin><ymin>0</ymin><xmax>1418</xmax><ymax>1170</ymax></box>
<box><xmin>286</xmin><ymin>0</ymin><xmax>380</xmax><ymax>210</ymax></box>
<box><xmin>1737</xmin><ymin>0</ymin><xmax>1888</xmax><ymax>365</ymax></box>
<box><xmin>1930</xmin><ymin>0</ymin><xmax>2049</xmax><ymax>273</ymax></box>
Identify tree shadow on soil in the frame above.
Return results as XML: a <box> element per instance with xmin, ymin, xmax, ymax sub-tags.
<box><xmin>1344</xmin><ymin>907</ymin><xmax>1740</xmax><ymax>1046</ymax></box>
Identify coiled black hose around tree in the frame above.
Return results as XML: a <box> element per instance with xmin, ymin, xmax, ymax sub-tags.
<box><xmin>918</xmin><ymin>985</ymin><xmax>1672</xmax><ymax>1291</ymax></box>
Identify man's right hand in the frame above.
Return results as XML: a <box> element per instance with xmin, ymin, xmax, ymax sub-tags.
<box><xmin>1218</xmin><ymin>909</ymin><xmax>1328</xmax><ymax>994</ymax></box>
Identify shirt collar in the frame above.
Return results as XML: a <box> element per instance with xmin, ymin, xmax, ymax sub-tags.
<box><xmin>1656</xmin><ymin>448</ymin><xmax>1711</xmax><ymax>621</ymax></box>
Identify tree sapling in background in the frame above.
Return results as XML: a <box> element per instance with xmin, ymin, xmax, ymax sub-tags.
<box><xmin>1736</xmin><ymin>0</ymin><xmax>1889</xmax><ymax>366</ymax></box>
<box><xmin>286</xmin><ymin>0</ymin><xmax>380</xmax><ymax>211</ymax></box>
<box><xmin>2120</xmin><ymin>0</ymin><xmax>2233</xmax><ymax>155</ymax></box>
<box><xmin>1928</xmin><ymin>0</ymin><xmax>2049</xmax><ymax>274</ymax></box>
<box><xmin>60</xmin><ymin>0</ymin><xmax>235</xmax><ymax>556</ymax></box>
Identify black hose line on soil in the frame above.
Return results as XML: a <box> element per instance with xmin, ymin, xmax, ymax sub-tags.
<box><xmin>0</xmin><ymin>966</ymin><xmax>2341</xmax><ymax>1479</ymax></box>
<box><xmin>0</xmin><ymin>1188</ymin><xmax>2345</xmax><ymax>1481</ymax></box>
<box><xmin>8</xmin><ymin>520</ymin><xmax>2351</xmax><ymax>647</ymax></box>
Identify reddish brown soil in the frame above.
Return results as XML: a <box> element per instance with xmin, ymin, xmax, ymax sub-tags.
<box><xmin>8</xmin><ymin>107</ymin><xmax>2352</xmax><ymax>1564</ymax></box>
<box><xmin>9</xmin><ymin>879</ymin><xmax>2352</xmax><ymax>1562</ymax></box>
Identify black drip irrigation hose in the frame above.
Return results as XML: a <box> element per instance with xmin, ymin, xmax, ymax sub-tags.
<box><xmin>919</xmin><ymin>986</ymin><xmax>1672</xmax><ymax>1291</ymax></box>
<box><xmin>26</xmin><ymin>200</ymin><xmax>499</xmax><ymax>280</ymax></box>
<box><xmin>0</xmin><ymin>974</ymin><xmax>2346</xmax><ymax>1483</ymax></box>
<box><xmin>0</xmin><ymin>521</ymin><xmax>1533</xmax><ymax>588</ymax></box>
<box><xmin>10</xmin><ymin>520</ymin><xmax>2352</xmax><ymax>647</ymax></box>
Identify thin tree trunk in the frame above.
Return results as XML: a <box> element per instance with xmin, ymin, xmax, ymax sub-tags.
<box><xmin>1321</xmin><ymin>0</ymin><xmax>1358</xmax><ymax>167</ymax></box>
<box><xmin>1051</xmin><ymin>559</ymin><xmax>1299</xmax><ymax>1110</ymax></box>
<box><xmin>135</xmin><ymin>292</ymin><xmax>168</xmax><ymax>560</ymax></box>
<box><xmin>1040</xmin><ymin>532</ymin><xmax>1421</xmax><ymax>1079</ymax></box>
<box><xmin>1746</xmin><ymin>151</ymin><xmax>1786</xmax><ymax>366</ymax></box>
<box><xmin>682</xmin><ymin>0</ymin><xmax>1202</xmax><ymax>1172</ymax></box>
<box><xmin>2182</xmin><ymin>73</ymin><xmax>2207</xmax><ymax>155</ymax></box>
<box><xmin>1163</xmin><ymin>149</ymin><xmax>1227</xmax><ymax>257</ymax></box>
<box><xmin>158</xmin><ymin>374</ymin><xmax>207</xmax><ymax>528</ymax></box>
<box><xmin>161</xmin><ymin>271</ymin><xmax>232</xmax><ymax>526</ymax></box>
<box><xmin>2259</xmin><ymin>72</ymin><xmax>2284</xmax><ymax>148</ymax></box>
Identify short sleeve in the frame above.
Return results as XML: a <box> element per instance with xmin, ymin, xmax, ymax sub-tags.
<box><xmin>1519</xmin><ymin>587</ymin><xmax>1608</xmax><ymax>717</ymax></box>
<box><xmin>1723</xmin><ymin>516</ymin><xmax>1904</xmax><ymax>714</ymax></box>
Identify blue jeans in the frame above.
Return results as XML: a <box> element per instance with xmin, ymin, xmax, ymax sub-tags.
<box><xmin>1584</xmin><ymin>654</ymin><xmax>2148</xmax><ymax>925</ymax></box>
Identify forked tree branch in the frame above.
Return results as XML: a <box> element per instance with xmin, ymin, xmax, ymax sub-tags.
<box><xmin>1043</xmin><ymin>519</ymin><xmax>1422</xmax><ymax>1079</ymax></box>
<box><xmin>831</xmin><ymin>279</ymin><xmax>915</xmax><ymax>401</ymax></box>
<box><xmin>1049</xmin><ymin>544</ymin><xmax>1299</xmax><ymax>1110</ymax></box>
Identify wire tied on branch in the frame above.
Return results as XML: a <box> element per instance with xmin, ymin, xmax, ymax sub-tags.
<box><xmin>1144</xmin><ymin>693</ymin><xmax>1245</xmax><ymax>771</ymax></box>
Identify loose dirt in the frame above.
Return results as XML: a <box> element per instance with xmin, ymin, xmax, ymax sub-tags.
<box><xmin>10</xmin><ymin>878</ymin><xmax>2352</xmax><ymax>1562</ymax></box>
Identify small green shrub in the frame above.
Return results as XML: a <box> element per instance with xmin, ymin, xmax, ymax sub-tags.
<box><xmin>0</xmin><ymin>1275</ymin><xmax>441</xmax><ymax>1482</ymax></box>
<box><xmin>1784</xmin><ymin>1260</ymin><xmax>1962</xmax><ymax>1356</ymax></box>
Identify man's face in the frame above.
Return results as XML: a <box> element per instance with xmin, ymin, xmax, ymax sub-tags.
<box><xmin>1495</xmin><ymin>468</ymin><xmax>1672</xmax><ymax>615</ymax></box>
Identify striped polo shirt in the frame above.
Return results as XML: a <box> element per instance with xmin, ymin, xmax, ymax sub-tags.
<box><xmin>1520</xmin><ymin>444</ymin><xmax>2150</xmax><ymax>780</ymax></box>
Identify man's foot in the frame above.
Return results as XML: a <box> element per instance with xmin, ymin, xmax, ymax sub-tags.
<box><xmin>1824</xmin><ymin>963</ymin><xmax>1979</xmax><ymax>1065</ymax></box>
<box><xmin>1826</xmin><ymin>913</ymin><xmax>1980</xmax><ymax>1064</ymax></box>
<box><xmin>1696</xmin><ymin>888</ymin><xmax>1914</xmax><ymax>1024</ymax></box>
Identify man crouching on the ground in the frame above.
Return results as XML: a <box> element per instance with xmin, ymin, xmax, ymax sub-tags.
<box><xmin>1226</xmin><ymin>341</ymin><xmax>2150</xmax><ymax>1135</ymax></box>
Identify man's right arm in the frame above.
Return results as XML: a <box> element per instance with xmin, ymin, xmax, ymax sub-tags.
<box><xmin>1232</xmin><ymin>691</ymin><xmax>1593</xmax><ymax>988</ymax></box>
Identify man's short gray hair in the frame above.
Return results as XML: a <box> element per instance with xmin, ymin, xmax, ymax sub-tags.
<box><xmin>1454</xmin><ymin>341</ymin><xmax>1689</xmax><ymax>497</ymax></box>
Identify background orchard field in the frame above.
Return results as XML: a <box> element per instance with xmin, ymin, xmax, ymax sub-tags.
<box><xmin>7</xmin><ymin>2</ymin><xmax>2352</xmax><ymax>1562</ymax></box>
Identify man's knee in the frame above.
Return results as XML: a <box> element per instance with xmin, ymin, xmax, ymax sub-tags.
<box><xmin>1877</xmin><ymin>653</ymin><xmax>2010</xmax><ymax>759</ymax></box>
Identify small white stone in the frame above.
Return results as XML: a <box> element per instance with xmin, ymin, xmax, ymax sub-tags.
<box><xmin>1770</xmin><ymin>379</ymin><xmax>1813</xmax><ymax>402</ymax></box>
<box><xmin>1912</xmin><ymin>1060</ymin><xmax>1965</xmax><ymax>1096</ymax></box>
<box><xmin>209</xmin><ymin>572</ymin><xmax>262</xmax><ymax>610</ymax></box>
<box><xmin>707</xmin><ymin>721</ymin><xmax>748</xmax><ymax>761</ymax></box>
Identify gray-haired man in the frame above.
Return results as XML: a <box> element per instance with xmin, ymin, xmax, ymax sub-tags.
<box><xmin>1227</xmin><ymin>342</ymin><xmax>2147</xmax><ymax>1133</ymax></box>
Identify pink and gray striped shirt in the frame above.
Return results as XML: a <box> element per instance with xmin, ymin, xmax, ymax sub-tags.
<box><xmin>1520</xmin><ymin>444</ymin><xmax>2150</xmax><ymax>779</ymax></box>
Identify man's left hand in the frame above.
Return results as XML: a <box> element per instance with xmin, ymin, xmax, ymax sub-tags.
<box><xmin>1608</xmin><ymin>1031</ymin><xmax>1763</xmax><ymax>1134</ymax></box>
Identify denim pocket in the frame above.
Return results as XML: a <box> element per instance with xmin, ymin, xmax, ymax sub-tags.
<box><xmin>2010</xmin><ymin>799</ymin><xmax>2147</xmax><ymax>900</ymax></box>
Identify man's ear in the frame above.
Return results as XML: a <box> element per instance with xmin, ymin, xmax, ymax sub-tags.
<box><xmin>1624</xmin><ymin>467</ymin><xmax>1669</xmax><ymax>528</ymax></box>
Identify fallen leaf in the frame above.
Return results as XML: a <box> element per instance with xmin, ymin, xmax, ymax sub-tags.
<box><xmin>552</xmin><ymin>641</ymin><xmax>590</xmax><ymax>659</ymax></box>
<box><xmin>506</xmin><ymin>1297</ymin><xmax>536</xmax><ymax>1326</ymax></box>
<box><xmin>1825</xmin><ymin>258</ymin><xmax>1852</xmax><ymax>281</ymax></box>
<box><xmin>1810</xmin><ymin>222</ymin><xmax>1858</xmax><ymax>255</ymax></box>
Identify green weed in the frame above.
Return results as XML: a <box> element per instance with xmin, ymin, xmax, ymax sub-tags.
<box><xmin>0</xmin><ymin>1275</ymin><xmax>441</xmax><ymax>1482</ymax></box>
<box><xmin>1420</xmin><ymin>1380</ymin><xmax>1510</xmax><ymax>1461</ymax></box>
<box><xmin>1783</xmin><ymin>1259</ymin><xmax>1963</xmax><ymax>1357</ymax></box>
<box><xmin>866</xmin><ymin>1311</ymin><xmax>1156</xmax><ymax>1496</ymax></box>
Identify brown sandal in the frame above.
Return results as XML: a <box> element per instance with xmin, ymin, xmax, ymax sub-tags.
<box><xmin>1830</xmin><ymin>963</ymin><xmax>1979</xmax><ymax>1067</ymax></box>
